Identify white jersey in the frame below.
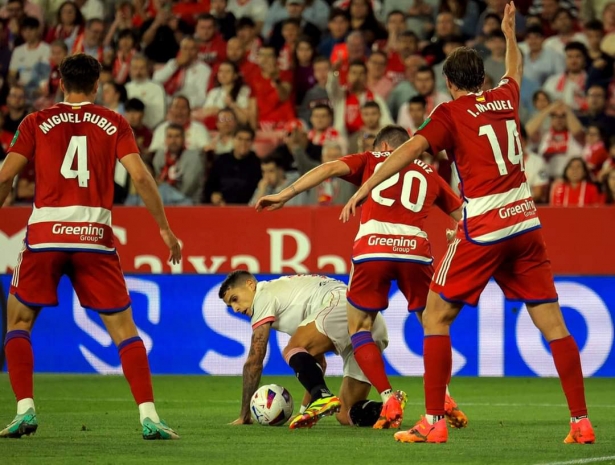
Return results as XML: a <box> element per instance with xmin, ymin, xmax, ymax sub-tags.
<box><xmin>250</xmin><ymin>275</ymin><xmax>346</xmax><ymax>333</ymax></box>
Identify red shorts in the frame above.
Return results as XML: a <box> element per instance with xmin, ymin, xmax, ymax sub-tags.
<box><xmin>348</xmin><ymin>260</ymin><xmax>433</xmax><ymax>312</ymax></box>
<box><xmin>10</xmin><ymin>247</ymin><xmax>131</xmax><ymax>312</ymax></box>
<box><xmin>431</xmin><ymin>228</ymin><xmax>558</xmax><ymax>307</ymax></box>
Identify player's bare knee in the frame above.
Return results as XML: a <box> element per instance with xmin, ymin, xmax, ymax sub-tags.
<box><xmin>526</xmin><ymin>302</ymin><xmax>569</xmax><ymax>341</ymax></box>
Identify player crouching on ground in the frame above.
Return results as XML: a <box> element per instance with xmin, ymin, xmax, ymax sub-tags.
<box><xmin>220</xmin><ymin>271</ymin><xmax>391</xmax><ymax>429</ymax></box>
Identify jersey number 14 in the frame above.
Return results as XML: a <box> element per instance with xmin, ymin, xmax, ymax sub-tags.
<box><xmin>60</xmin><ymin>135</ymin><xmax>90</xmax><ymax>188</ymax></box>
<box><xmin>479</xmin><ymin>120</ymin><xmax>524</xmax><ymax>176</ymax></box>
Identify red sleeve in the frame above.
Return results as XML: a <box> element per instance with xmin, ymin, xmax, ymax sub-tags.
<box><xmin>9</xmin><ymin>115</ymin><xmax>36</xmax><ymax>161</ymax></box>
<box><xmin>434</xmin><ymin>173</ymin><xmax>462</xmax><ymax>213</ymax></box>
<box><xmin>493</xmin><ymin>76</ymin><xmax>520</xmax><ymax>108</ymax></box>
<box><xmin>116</xmin><ymin>116</ymin><xmax>140</xmax><ymax>159</ymax></box>
<box><xmin>338</xmin><ymin>152</ymin><xmax>368</xmax><ymax>186</ymax></box>
<box><xmin>414</xmin><ymin>104</ymin><xmax>455</xmax><ymax>155</ymax></box>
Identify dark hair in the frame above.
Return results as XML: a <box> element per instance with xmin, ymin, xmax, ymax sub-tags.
<box><xmin>294</xmin><ymin>36</ymin><xmax>315</xmax><ymax>66</ymax></box>
<box><xmin>554</xmin><ymin>7</ymin><xmax>574</xmax><ymax>21</ymax></box>
<box><xmin>260</xmin><ymin>155</ymin><xmax>285</xmax><ymax>168</ymax></box>
<box><xmin>21</xmin><ymin>16</ymin><xmax>40</xmax><ymax>30</ymax></box>
<box><xmin>408</xmin><ymin>95</ymin><xmax>427</xmax><ymax>107</ymax></box>
<box><xmin>235</xmin><ymin>124</ymin><xmax>255</xmax><ymax>140</ymax></box>
<box><xmin>216</xmin><ymin>60</ymin><xmax>244</xmax><ymax>101</ymax></box>
<box><xmin>487</xmin><ymin>29</ymin><xmax>506</xmax><ymax>41</ymax></box>
<box><xmin>329</xmin><ymin>7</ymin><xmax>349</xmax><ymax>21</ymax></box>
<box><xmin>442</xmin><ymin>47</ymin><xmax>484</xmax><ymax>93</ymax></box>
<box><xmin>313</xmin><ymin>55</ymin><xmax>330</xmax><ymax>66</ymax></box>
<box><xmin>236</xmin><ymin>16</ymin><xmax>256</xmax><ymax>30</ymax></box>
<box><xmin>562</xmin><ymin>157</ymin><xmax>592</xmax><ymax>184</ymax></box>
<box><xmin>51</xmin><ymin>38</ymin><xmax>68</xmax><ymax>53</ymax></box>
<box><xmin>585</xmin><ymin>19</ymin><xmax>604</xmax><ymax>32</ymax></box>
<box><xmin>172</xmin><ymin>94</ymin><xmax>191</xmax><ymax>110</ymax></box>
<box><xmin>218</xmin><ymin>270</ymin><xmax>255</xmax><ymax>299</ymax></box>
<box><xmin>525</xmin><ymin>25</ymin><xmax>545</xmax><ymax>36</ymax></box>
<box><xmin>416</xmin><ymin>64</ymin><xmax>435</xmax><ymax>79</ymax></box>
<box><xmin>106</xmin><ymin>81</ymin><xmax>127</xmax><ymax>103</ymax></box>
<box><xmin>439</xmin><ymin>0</ymin><xmax>468</xmax><ymax>17</ymax></box>
<box><xmin>311</xmin><ymin>102</ymin><xmax>333</xmax><ymax>117</ymax></box>
<box><xmin>532</xmin><ymin>89</ymin><xmax>550</xmax><ymax>105</ymax></box>
<box><xmin>373</xmin><ymin>125</ymin><xmax>410</xmax><ymax>149</ymax></box>
<box><xmin>483</xmin><ymin>12</ymin><xmax>501</xmax><ymax>24</ymax></box>
<box><xmin>166</xmin><ymin>122</ymin><xmax>185</xmax><ymax>136</ymax></box>
<box><xmin>369</xmin><ymin>50</ymin><xmax>387</xmax><ymax>62</ymax></box>
<box><xmin>59</xmin><ymin>53</ymin><xmax>101</xmax><ymax>94</ymax></box>
<box><xmin>125</xmin><ymin>97</ymin><xmax>145</xmax><ymax>112</ymax></box>
<box><xmin>603</xmin><ymin>169</ymin><xmax>615</xmax><ymax>204</ymax></box>
<box><xmin>85</xmin><ymin>17</ymin><xmax>103</xmax><ymax>29</ymax></box>
<box><xmin>282</xmin><ymin>17</ymin><xmax>301</xmax><ymax>28</ymax></box>
<box><xmin>386</xmin><ymin>9</ymin><xmax>406</xmax><ymax>21</ymax></box>
<box><xmin>349</xmin><ymin>59</ymin><xmax>367</xmax><ymax>72</ymax></box>
<box><xmin>587</xmin><ymin>123</ymin><xmax>607</xmax><ymax>144</ymax></box>
<box><xmin>197</xmin><ymin>13</ymin><xmax>216</xmax><ymax>24</ymax></box>
<box><xmin>441</xmin><ymin>34</ymin><xmax>465</xmax><ymax>46</ymax></box>
<box><xmin>361</xmin><ymin>100</ymin><xmax>380</xmax><ymax>111</ymax></box>
<box><xmin>400</xmin><ymin>30</ymin><xmax>418</xmax><ymax>41</ymax></box>
<box><xmin>56</xmin><ymin>1</ymin><xmax>84</xmax><ymax>27</ymax></box>
<box><xmin>117</xmin><ymin>28</ymin><xmax>136</xmax><ymax>43</ymax></box>
<box><xmin>564</xmin><ymin>41</ymin><xmax>588</xmax><ymax>55</ymax></box>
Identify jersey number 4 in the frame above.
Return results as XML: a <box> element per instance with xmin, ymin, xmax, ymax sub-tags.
<box><xmin>60</xmin><ymin>136</ymin><xmax>90</xmax><ymax>187</ymax></box>
<box><xmin>479</xmin><ymin>120</ymin><xmax>524</xmax><ymax>176</ymax></box>
<box><xmin>372</xmin><ymin>162</ymin><xmax>427</xmax><ymax>212</ymax></box>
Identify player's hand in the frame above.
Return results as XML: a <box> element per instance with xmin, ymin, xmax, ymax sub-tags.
<box><xmin>255</xmin><ymin>193</ymin><xmax>286</xmax><ymax>212</ymax></box>
<box><xmin>160</xmin><ymin>228</ymin><xmax>182</xmax><ymax>264</ymax></box>
<box><xmin>230</xmin><ymin>417</ymin><xmax>252</xmax><ymax>425</ymax></box>
<box><xmin>446</xmin><ymin>228</ymin><xmax>456</xmax><ymax>243</ymax></box>
<box><xmin>339</xmin><ymin>187</ymin><xmax>369</xmax><ymax>222</ymax></box>
<box><xmin>501</xmin><ymin>1</ymin><xmax>516</xmax><ymax>39</ymax></box>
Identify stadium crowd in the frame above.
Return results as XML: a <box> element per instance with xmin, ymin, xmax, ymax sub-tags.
<box><xmin>1</xmin><ymin>0</ymin><xmax>615</xmax><ymax>207</ymax></box>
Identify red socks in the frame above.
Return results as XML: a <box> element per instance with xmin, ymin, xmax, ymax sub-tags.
<box><xmin>424</xmin><ymin>335</ymin><xmax>451</xmax><ymax>416</ymax></box>
<box><xmin>118</xmin><ymin>337</ymin><xmax>154</xmax><ymax>405</ymax></box>
<box><xmin>351</xmin><ymin>331</ymin><xmax>391</xmax><ymax>394</ymax></box>
<box><xmin>5</xmin><ymin>330</ymin><xmax>34</xmax><ymax>401</ymax></box>
<box><xmin>550</xmin><ymin>335</ymin><xmax>587</xmax><ymax>417</ymax></box>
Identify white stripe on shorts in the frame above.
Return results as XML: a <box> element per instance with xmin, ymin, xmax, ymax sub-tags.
<box><xmin>435</xmin><ymin>239</ymin><xmax>460</xmax><ymax>286</ymax></box>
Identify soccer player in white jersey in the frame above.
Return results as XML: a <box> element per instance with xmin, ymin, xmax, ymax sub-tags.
<box><xmin>220</xmin><ymin>271</ymin><xmax>390</xmax><ymax>429</ymax></box>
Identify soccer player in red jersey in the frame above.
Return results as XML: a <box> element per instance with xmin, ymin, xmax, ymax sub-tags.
<box><xmin>342</xmin><ymin>2</ymin><xmax>595</xmax><ymax>445</ymax></box>
<box><xmin>0</xmin><ymin>54</ymin><xmax>182</xmax><ymax>440</ymax></box>
<box><xmin>256</xmin><ymin>125</ymin><xmax>467</xmax><ymax>430</ymax></box>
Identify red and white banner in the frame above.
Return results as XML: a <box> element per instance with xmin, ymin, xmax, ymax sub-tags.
<box><xmin>1</xmin><ymin>206</ymin><xmax>614</xmax><ymax>274</ymax></box>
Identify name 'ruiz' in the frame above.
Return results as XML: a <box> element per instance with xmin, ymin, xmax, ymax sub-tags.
<box><xmin>466</xmin><ymin>100</ymin><xmax>514</xmax><ymax>118</ymax></box>
<box><xmin>38</xmin><ymin>112</ymin><xmax>117</xmax><ymax>135</ymax></box>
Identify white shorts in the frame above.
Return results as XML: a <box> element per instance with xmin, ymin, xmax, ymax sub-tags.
<box><xmin>299</xmin><ymin>287</ymin><xmax>389</xmax><ymax>384</ymax></box>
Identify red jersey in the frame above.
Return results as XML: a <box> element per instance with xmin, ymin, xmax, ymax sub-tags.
<box><xmin>416</xmin><ymin>77</ymin><xmax>540</xmax><ymax>244</ymax></box>
<box><xmin>550</xmin><ymin>181</ymin><xmax>602</xmax><ymax>207</ymax></box>
<box><xmin>198</xmin><ymin>34</ymin><xmax>227</xmax><ymax>66</ymax></box>
<box><xmin>9</xmin><ymin>102</ymin><xmax>139</xmax><ymax>252</ymax></box>
<box><xmin>340</xmin><ymin>152</ymin><xmax>461</xmax><ymax>264</ymax></box>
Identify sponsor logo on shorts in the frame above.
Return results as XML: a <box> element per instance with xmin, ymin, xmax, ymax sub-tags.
<box><xmin>498</xmin><ymin>199</ymin><xmax>537</xmax><ymax>219</ymax></box>
<box><xmin>367</xmin><ymin>235</ymin><xmax>417</xmax><ymax>253</ymax></box>
<box><xmin>52</xmin><ymin>223</ymin><xmax>105</xmax><ymax>242</ymax></box>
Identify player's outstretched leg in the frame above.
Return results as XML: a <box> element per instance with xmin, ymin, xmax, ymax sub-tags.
<box><xmin>100</xmin><ymin>309</ymin><xmax>179</xmax><ymax>440</ymax></box>
<box><xmin>347</xmin><ymin>304</ymin><xmax>405</xmax><ymax>429</ymax></box>
<box><xmin>526</xmin><ymin>302</ymin><xmax>595</xmax><ymax>444</ymax></box>
<box><xmin>1</xmin><ymin>296</ymin><xmax>39</xmax><ymax>439</ymax></box>
<box><xmin>337</xmin><ymin>376</ymin><xmax>377</xmax><ymax>426</ymax></box>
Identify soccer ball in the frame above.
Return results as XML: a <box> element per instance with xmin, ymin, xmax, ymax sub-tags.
<box><xmin>250</xmin><ymin>384</ymin><xmax>294</xmax><ymax>426</ymax></box>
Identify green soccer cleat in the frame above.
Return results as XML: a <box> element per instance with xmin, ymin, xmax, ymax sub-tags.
<box><xmin>142</xmin><ymin>418</ymin><xmax>180</xmax><ymax>440</ymax></box>
<box><xmin>0</xmin><ymin>408</ymin><xmax>38</xmax><ymax>438</ymax></box>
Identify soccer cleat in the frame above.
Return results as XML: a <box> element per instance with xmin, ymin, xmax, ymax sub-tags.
<box><xmin>142</xmin><ymin>418</ymin><xmax>180</xmax><ymax>440</ymax></box>
<box><xmin>394</xmin><ymin>416</ymin><xmax>448</xmax><ymax>443</ymax></box>
<box><xmin>373</xmin><ymin>390</ymin><xmax>407</xmax><ymax>429</ymax></box>
<box><xmin>444</xmin><ymin>394</ymin><xmax>468</xmax><ymax>429</ymax></box>
<box><xmin>564</xmin><ymin>418</ymin><xmax>595</xmax><ymax>444</ymax></box>
<box><xmin>289</xmin><ymin>396</ymin><xmax>341</xmax><ymax>429</ymax></box>
<box><xmin>0</xmin><ymin>408</ymin><xmax>38</xmax><ymax>438</ymax></box>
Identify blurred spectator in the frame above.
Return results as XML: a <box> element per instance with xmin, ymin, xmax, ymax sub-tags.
<box><xmin>397</xmin><ymin>94</ymin><xmax>426</xmax><ymax>133</ymax></box>
<box><xmin>8</xmin><ymin>17</ymin><xmax>49</xmax><ymax>102</ymax></box>
<box><xmin>528</xmin><ymin>0</ymin><xmax>575</xmax><ymax>36</ymax></box>
<box><xmin>422</xmin><ymin>12</ymin><xmax>459</xmax><ymax>65</ymax></box>
<box><xmin>270</xmin><ymin>0</ymin><xmax>321</xmax><ymax>54</ymax></box>
<box><xmin>227</xmin><ymin>0</ymin><xmax>268</xmax><ymax>34</ymax></box>
<box><xmin>519</xmin><ymin>25</ymin><xmax>565</xmax><ymax>86</ymax></box>
<box><xmin>172</xmin><ymin>0</ymin><xmax>209</xmax><ymax>26</ymax></box>
<box><xmin>310</xmin><ymin>141</ymin><xmax>356</xmax><ymax>205</ymax></box>
<box><xmin>249</xmin><ymin>155</ymin><xmax>303</xmax><ymax>206</ymax></box>
<box><xmin>372</xmin><ymin>15</ymin><xmax>418</xmax><ymax>85</ymax></box>
<box><xmin>293</xmin><ymin>37</ymin><xmax>316</xmax><ymax>105</ymax></box>
<box><xmin>77</xmin><ymin>0</ymin><xmax>104</xmax><ymax>21</ymax></box>
<box><xmin>34</xmin><ymin>40</ymin><xmax>67</xmax><ymax>108</ymax></box>
<box><xmin>205</xmin><ymin>107</ymin><xmax>238</xmax><ymax>156</ymax></box>
<box><xmin>347</xmin><ymin>0</ymin><xmax>386</xmax><ymax>46</ymax></box>
<box><xmin>103</xmin><ymin>1</ymin><xmax>133</xmax><ymax>48</ymax></box>
<box><xmin>543</xmin><ymin>8</ymin><xmax>588</xmax><ymax>56</ymax></box>
<box><xmin>102</xmin><ymin>81</ymin><xmax>127</xmax><ymax>115</ymax></box>
<box><xmin>439</xmin><ymin>0</ymin><xmax>481</xmax><ymax>39</ymax></box>
<box><xmin>154</xmin><ymin>36</ymin><xmax>211</xmax><ymax>109</ymax></box>
<box><xmin>543</xmin><ymin>42</ymin><xmax>589</xmax><ymax>111</ymax></box>
<box><xmin>210</xmin><ymin>0</ymin><xmax>237</xmax><ymax>41</ymax></box>
<box><xmin>193</xmin><ymin>60</ymin><xmax>253</xmax><ymax>129</ymax></box>
<box><xmin>277</xmin><ymin>18</ymin><xmax>301</xmax><ymax>71</ymax></box>
<box><xmin>550</xmin><ymin>158</ymin><xmax>601</xmax><ymax>206</ymax></box>
<box><xmin>348</xmin><ymin>101</ymin><xmax>381</xmax><ymax>153</ymax></box>
<box><xmin>124</xmin><ymin>98</ymin><xmax>152</xmax><ymax>156</ymax></box>
<box><xmin>366</xmin><ymin>50</ymin><xmax>393</xmax><ymax>100</ymax></box>
<box><xmin>203</xmin><ymin>125</ymin><xmax>261</xmax><ymax>205</ymax></box>
<box><xmin>72</xmin><ymin>18</ymin><xmax>105</xmax><ymax>60</ymax></box>
<box><xmin>150</xmin><ymin>95</ymin><xmax>211</xmax><ymax>152</ymax></box>
<box><xmin>3</xmin><ymin>85</ymin><xmax>27</xmax><ymax>134</ymax></box>
<box><xmin>140</xmin><ymin>2</ymin><xmax>182</xmax><ymax>65</ymax></box>
<box><xmin>433</xmin><ymin>35</ymin><xmax>464</xmax><ymax>94</ymax></box>
<box><xmin>471</xmin><ymin>12</ymin><xmax>501</xmax><ymax>57</ymax></box>
<box><xmin>582</xmin><ymin>123</ymin><xmax>610</xmax><ymax>177</ymax></box>
<box><xmin>585</xmin><ymin>20</ymin><xmax>613</xmax><ymax>78</ymax></box>
<box><xmin>398</xmin><ymin>65</ymin><xmax>448</xmax><ymax>121</ymax></box>
<box><xmin>126</xmin><ymin>54</ymin><xmax>167</xmax><ymax>130</ymax></box>
<box><xmin>14</xmin><ymin>160</ymin><xmax>34</xmax><ymax>203</ymax></box>
<box><xmin>519</xmin><ymin>124</ymin><xmax>550</xmax><ymax>203</ymax></box>
<box><xmin>111</xmin><ymin>29</ymin><xmax>137</xmax><ymax>85</ymax></box>
<box><xmin>195</xmin><ymin>13</ymin><xmax>227</xmax><ymax>67</ymax></box>
<box><xmin>603</xmin><ymin>168</ymin><xmax>615</xmax><ymax>204</ymax></box>
<box><xmin>529</xmin><ymin>89</ymin><xmax>552</xmax><ymax>122</ymax></box>
<box><xmin>328</xmin><ymin>60</ymin><xmax>392</xmax><ymax>136</ymax></box>
<box><xmin>359</xmin><ymin>132</ymin><xmax>376</xmax><ymax>151</ymax></box>
<box><xmin>317</xmin><ymin>8</ymin><xmax>349</xmax><ymax>59</ymax></box>
<box><xmin>45</xmin><ymin>1</ymin><xmax>84</xmax><ymax>51</ymax></box>
<box><xmin>382</xmin><ymin>0</ymin><xmax>437</xmax><ymax>41</ymax></box>
<box><xmin>298</xmin><ymin>56</ymin><xmax>330</xmax><ymax>123</ymax></box>
<box><xmin>1</xmin><ymin>0</ymin><xmax>43</xmax><ymax>33</ymax></box>
<box><xmin>475</xmin><ymin>0</ymin><xmax>526</xmax><ymax>38</ymax></box>
<box><xmin>222</xmin><ymin>37</ymin><xmax>261</xmax><ymax>85</ymax></box>
<box><xmin>330</xmin><ymin>31</ymin><xmax>366</xmax><ymax>85</ymax></box>
<box><xmin>268</xmin><ymin>119</ymin><xmax>307</xmax><ymax>170</ymax></box>
<box><xmin>578</xmin><ymin>85</ymin><xmax>615</xmax><ymax>128</ymax></box>
<box><xmin>236</xmin><ymin>17</ymin><xmax>262</xmax><ymax>63</ymax></box>
<box><xmin>263</xmin><ymin>0</ymin><xmax>330</xmax><ymax>38</ymax></box>
<box><xmin>387</xmin><ymin>54</ymin><xmax>426</xmax><ymax>119</ymax></box>
<box><xmin>598</xmin><ymin>137</ymin><xmax>615</xmax><ymax>181</ymax></box>
<box><xmin>307</xmin><ymin>103</ymin><xmax>338</xmax><ymax>147</ymax></box>
<box><xmin>483</xmin><ymin>30</ymin><xmax>507</xmax><ymax>84</ymax></box>
<box><xmin>153</xmin><ymin>123</ymin><xmax>204</xmax><ymax>204</ymax></box>
<box><xmin>0</xmin><ymin>112</ymin><xmax>14</xmax><ymax>154</ymax></box>
<box><xmin>95</xmin><ymin>65</ymin><xmax>114</xmax><ymax>104</ymax></box>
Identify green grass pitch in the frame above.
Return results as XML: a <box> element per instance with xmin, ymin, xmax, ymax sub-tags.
<box><xmin>0</xmin><ymin>375</ymin><xmax>614</xmax><ymax>465</ymax></box>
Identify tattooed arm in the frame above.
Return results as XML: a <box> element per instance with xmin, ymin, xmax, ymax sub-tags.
<box><xmin>231</xmin><ymin>322</ymin><xmax>272</xmax><ymax>425</ymax></box>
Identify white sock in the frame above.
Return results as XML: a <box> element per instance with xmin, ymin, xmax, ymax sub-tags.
<box><xmin>380</xmin><ymin>389</ymin><xmax>393</xmax><ymax>403</ymax></box>
<box><xmin>425</xmin><ymin>414</ymin><xmax>444</xmax><ymax>425</ymax></box>
<box><xmin>139</xmin><ymin>402</ymin><xmax>160</xmax><ymax>424</ymax></box>
<box><xmin>571</xmin><ymin>415</ymin><xmax>588</xmax><ymax>423</ymax></box>
<box><xmin>445</xmin><ymin>385</ymin><xmax>450</xmax><ymax>396</ymax></box>
<box><xmin>299</xmin><ymin>405</ymin><xmax>307</xmax><ymax>414</ymax></box>
<box><xmin>17</xmin><ymin>398</ymin><xmax>35</xmax><ymax>415</ymax></box>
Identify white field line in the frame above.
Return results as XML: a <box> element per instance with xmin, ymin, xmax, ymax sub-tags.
<box><xmin>535</xmin><ymin>456</ymin><xmax>615</xmax><ymax>465</ymax></box>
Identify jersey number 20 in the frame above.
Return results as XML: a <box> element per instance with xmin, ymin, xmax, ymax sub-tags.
<box><xmin>479</xmin><ymin>119</ymin><xmax>524</xmax><ymax>176</ymax></box>
<box><xmin>371</xmin><ymin>162</ymin><xmax>427</xmax><ymax>212</ymax></box>
<box><xmin>60</xmin><ymin>135</ymin><xmax>90</xmax><ymax>188</ymax></box>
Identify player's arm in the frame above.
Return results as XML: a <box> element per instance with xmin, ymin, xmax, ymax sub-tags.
<box><xmin>340</xmin><ymin>135</ymin><xmax>430</xmax><ymax>221</ymax></box>
<box><xmin>0</xmin><ymin>153</ymin><xmax>28</xmax><ymax>208</ymax></box>
<box><xmin>120</xmin><ymin>153</ymin><xmax>181</xmax><ymax>264</ymax></box>
<box><xmin>255</xmin><ymin>160</ymin><xmax>351</xmax><ymax>211</ymax></box>
<box><xmin>233</xmin><ymin>322</ymin><xmax>272</xmax><ymax>425</ymax></box>
<box><xmin>502</xmin><ymin>2</ymin><xmax>522</xmax><ymax>85</ymax></box>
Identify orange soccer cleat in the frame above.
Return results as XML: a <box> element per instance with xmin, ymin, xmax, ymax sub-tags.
<box><xmin>373</xmin><ymin>391</ymin><xmax>407</xmax><ymax>429</ymax></box>
<box><xmin>394</xmin><ymin>416</ymin><xmax>448</xmax><ymax>444</ymax></box>
<box><xmin>444</xmin><ymin>394</ymin><xmax>468</xmax><ymax>429</ymax></box>
<box><xmin>564</xmin><ymin>418</ymin><xmax>595</xmax><ymax>444</ymax></box>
